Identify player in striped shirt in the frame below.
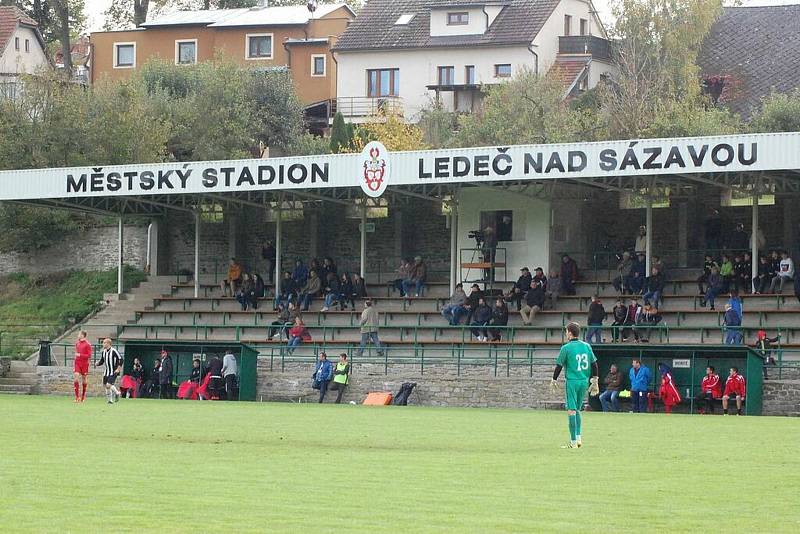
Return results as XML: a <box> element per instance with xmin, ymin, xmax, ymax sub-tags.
<box><xmin>96</xmin><ymin>338</ymin><xmax>123</xmax><ymax>404</ymax></box>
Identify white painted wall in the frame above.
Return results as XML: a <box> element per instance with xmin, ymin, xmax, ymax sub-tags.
<box><xmin>429</xmin><ymin>8</ymin><xmax>486</xmax><ymax>36</ymax></box>
<box><xmin>456</xmin><ymin>187</ymin><xmax>551</xmax><ymax>283</ymax></box>
<box><xmin>0</xmin><ymin>26</ymin><xmax>49</xmax><ymax>76</ymax></box>
<box><xmin>588</xmin><ymin>58</ymin><xmax>616</xmax><ymax>87</ymax></box>
<box><xmin>336</xmin><ymin>46</ymin><xmax>536</xmax><ymax>121</ymax></box>
<box><xmin>532</xmin><ymin>0</ymin><xmax>602</xmax><ymax>72</ymax></box>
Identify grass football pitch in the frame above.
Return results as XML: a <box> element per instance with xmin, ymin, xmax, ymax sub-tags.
<box><xmin>1</xmin><ymin>396</ymin><xmax>798</xmax><ymax>533</ymax></box>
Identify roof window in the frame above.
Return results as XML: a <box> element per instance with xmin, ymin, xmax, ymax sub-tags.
<box><xmin>395</xmin><ymin>14</ymin><xmax>415</xmax><ymax>25</ymax></box>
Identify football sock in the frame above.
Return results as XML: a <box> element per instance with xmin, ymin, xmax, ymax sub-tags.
<box><xmin>723</xmin><ymin>408</ymin><xmax>728</xmax><ymax>415</ymax></box>
<box><xmin>81</xmin><ymin>383</ymin><xmax>87</xmax><ymax>400</ymax></box>
<box><xmin>568</xmin><ymin>414</ymin><xmax>577</xmax><ymax>442</ymax></box>
<box><xmin>575</xmin><ymin>411</ymin><xmax>582</xmax><ymax>437</ymax></box>
<box><xmin>73</xmin><ymin>382</ymin><xmax>79</xmax><ymax>399</ymax></box>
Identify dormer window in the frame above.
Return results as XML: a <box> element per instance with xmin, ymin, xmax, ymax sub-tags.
<box><xmin>395</xmin><ymin>14</ymin><xmax>415</xmax><ymax>25</ymax></box>
<box><xmin>447</xmin><ymin>12</ymin><xmax>469</xmax><ymax>25</ymax></box>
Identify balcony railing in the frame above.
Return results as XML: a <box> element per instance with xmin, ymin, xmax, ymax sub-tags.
<box><xmin>334</xmin><ymin>96</ymin><xmax>403</xmax><ymax>119</ymax></box>
<box><xmin>558</xmin><ymin>35</ymin><xmax>614</xmax><ymax>62</ymax></box>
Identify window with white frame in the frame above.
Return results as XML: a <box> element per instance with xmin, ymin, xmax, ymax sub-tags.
<box><xmin>494</xmin><ymin>64</ymin><xmax>511</xmax><ymax>78</ymax></box>
<box><xmin>24</xmin><ymin>39</ymin><xmax>29</xmax><ymax>52</ymax></box>
<box><xmin>14</xmin><ymin>37</ymin><xmax>19</xmax><ymax>51</ymax></box>
<box><xmin>246</xmin><ymin>34</ymin><xmax>273</xmax><ymax>59</ymax></box>
<box><xmin>447</xmin><ymin>12</ymin><xmax>469</xmax><ymax>25</ymax></box>
<box><xmin>311</xmin><ymin>54</ymin><xmax>326</xmax><ymax>76</ymax></box>
<box><xmin>465</xmin><ymin>65</ymin><xmax>475</xmax><ymax>84</ymax></box>
<box><xmin>114</xmin><ymin>43</ymin><xmax>136</xmax><ymax>68</ymax></box>
<box><xmin>175</xmin><ymin>40</ymin><xmax>197</xmax><ymax>65</ymax></box>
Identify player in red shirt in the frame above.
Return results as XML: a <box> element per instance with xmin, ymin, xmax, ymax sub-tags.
<box><xmin>73</xmin><ymin>330</ymin><xmax>93</xmax><ymax>402</ymax></box>
<box><xmin>657</xmin><ymin>363</ymin><xmax>682</xmax><ymax>414</ymax></box>
<box><xmin>722</xmin><ymin>366</ymin><xmax>746</xmax><ymax>415</ymax></box>
<box><xmin>698</xmin><ymin>365</ymin><xmax>722</xmax><ymax>414</ymax></box>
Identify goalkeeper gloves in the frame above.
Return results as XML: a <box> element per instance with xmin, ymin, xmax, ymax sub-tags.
<box><xmin>588</xmin><ymin>376</ymin><xmax>600</xmax><ymax>396</ymax></box>
<box><xmin>550</xmin><ymin>379</ymin><xmax>559</xmax><ymax>395</ymax></box>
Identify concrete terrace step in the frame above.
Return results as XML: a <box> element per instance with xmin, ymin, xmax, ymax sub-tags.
<box><xmin>0</xmin><ymin>384</ymin><xmax>33</xmax><ymax>394</ymax></box>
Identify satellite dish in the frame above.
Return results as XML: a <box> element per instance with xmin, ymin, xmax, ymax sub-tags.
<box><xmin>307</xmin><ymin>0</ymin><xmax>318</xmax><ymax>13</ymax></box>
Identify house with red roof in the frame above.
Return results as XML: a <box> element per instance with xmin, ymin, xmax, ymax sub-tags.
<box><xmin>0</xmin><ymin>5</ymin><xmax>50</xmax><ymax>99</ymax></box>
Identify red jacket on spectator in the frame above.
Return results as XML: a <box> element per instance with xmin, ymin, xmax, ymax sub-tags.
<box><xmin>701</xmin><ymin>374</ymin><xmax>722</xmax><ymax>398</ymax></box>
<box><xmin>723</xmin><ymin>373</ymin><xmax>746</xmax><ymax>397</ymax></box>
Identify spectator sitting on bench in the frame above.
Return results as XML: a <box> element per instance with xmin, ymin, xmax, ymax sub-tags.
<box><xmin>769</xmin><ymin>250</ymin><xmax>794</xmax><ymax>294</ymax></box>
<box><xmin>733</xmin><ymin>253</ymin><xmax>749</xmax><ymax>294</ymax></box>
<box><xmin>697</xmin><ymin>254</ymin><xmax>719</xmax><ymax>295</ymax></box>
<box><xmin>722</xmin><ymin>367</ymin><xmax>746</xmax><ymax>415</ymax></box>
<box><xmin>442</xmin><ymin>283</ymin><xmax>468</xmax><ymax>326</ymax></box>
<box><xmin>321</xmin><ymin>257</ymin><xmax>338</xmax><ymax>281</ymax></box>
<box><xmin>291</xmin><ymin>258</ymin><xmax>309</xmax><ymax>289</ymax></box>
<box><xmin>287</xmin><ymin>317</ymin><xmax>311</xmax><ymax>355</ymax></box>
<box><xmin>545</xmin><ymin>270</ymin><xmax>561</xmax><ymax>310</ymax></box>
<box><xmin>657</xmin><ymin>362</ymin><xmax>681</xmax><ymax>414</ymax></box>
<box><xmin>622</xmin><ymin>298</ymin><xmax>641</xmax><ymax>342</ymax></box>
<box><xmin>321</xmin><ymin>272</ymin><xmax>340</xmax><ymax>312</ymax></box>
<box><xmin>651</xmin><ymin>255</ymin><xmax>665</xmax><ymax>279</ymax></box>
<box><xmin>520</xmin><ymin>269</ymin><xmax>546</xmax><ymax>326</ymax></box>
<box><xmin>403</xmin><ymin>256</ymin><xmax>427</xmax><ymax>298</ymax></box>
<box><xmin>719</xmin><ymin>254</ymin><xmax>734</xmax><ymax>292</ymax></box>
<box><xmin>268</xmin><ymin>302</ymin><xmax>293</xmax><ymax>341</ymax></box>
<box><xmin>752</xmin><ymin>330</ymin><xmax>780</xmax><ymax>379</ymax></box>
<box><xmin>627</xmin><ymin>252</ymin><xmax>646</xmax><ymax>294</ymax></box>
<box><xmin>235</xmin><ymin>273</ymin><xmax>255</xmax><ymax>311</ymax></box>
<box><xmin>488</xmin><ymin>298</ymin><xmax>509</xmax><ymax>342</ymax></box>
<box><xmin>504</xmin><ymin>267</ymin><xmax>532</xmax><ymax>311</ymax></box>
<box><xmin>613</xmin><ymin>251</ymin><xmax>632</xmax><ymax>294</ymax></box>
<box><xmin>464</xmin><ymin>283</ymin><xmax>484</xmax><ymax>323</ymax></box>
<box><xmin>700</xmin><ymin>266</ymin><xmax>723</xmax><ymax>310</ymax></box>
<box><xmin>392</xmin><ymin>258</ymin><xmax>411</xmax><ymax>297</ymax></box>
<box><xmin>698</xmin><ymin>365</ymin><xmax>721</xmax><ymax>414</ymax></box>
<box><xmin>636</xmin><ymin>302</ymin><xmax>661</xmax><ymax>343</ymax></box>
<box><xmin>754</xmin><ymin>255</ymin><xmax>771</xmax><ymax>294</ymax></box>
<box><xmin>470</xmin><ymin>297</ymin><xmax>492</xmax><ymax>342</ymax></box>
<box><xmin>299</xmin><ymin>270</ymin><xmax>321</xmax><ymax>311</ymax></box>
<box><xmin>275</xmin><ymin>271</ymin><xmax>296</xmax><ymax>309</ymax></box>
<box><xmin>337</xmin><ymin>273</ymin><xmax>354</xmax><ymax>311</ymax></box>
<box><xmin>599</xmin><ymin>364</ymin><xmax>623</xmax><ymax>412</ymax></box>
<box><xmin>351</xmin><ymin>273</ymin><xmax>368</xmax><ymax>308</ymax></box>
<box><xmin>560</xmin><ymin>254</ymin><xmax>578</xmax><ymax>296</ymax></box>
<box><xmin>221</xmin><ymin>258</ymin><xmax>242</xmax><ymax>297</ymax></box>
<box><xmin>643</xmin><ymin>266</ymin><xmax>665</xmax><ymax>307</ymax></box>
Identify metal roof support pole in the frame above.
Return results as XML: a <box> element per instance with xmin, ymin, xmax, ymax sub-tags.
<box><xmin>450</xmin><ymin>197</ymin><xmax>459</xmax><ymax>296</ymax></box>
<box><xmin>194</xmin><ymin>211</ymin><xmax>201</xmax><ymax>299</ymax></box>
<box><xmin>751</xmin><ymin>191</ymin><xmax>759</xmax><ymax>293</ymax></box>
<box><xmin>645</xmin><ymin>194</ymin><xmax>653</xmax><ymax>276</ymax></box>
<box><xmin>274</xmin><ymin>203</ymin><xmax>282</xmax><ymax>298</ymax></box>
<box><xmin>117</xmin><ymin>216</ymin><xmax>124</xmax><ymax>295</ymax></box>
<box><xmin>360</xmin><ymin>202</ymin><xmax>367</xmax><ymax>279</ymax></box>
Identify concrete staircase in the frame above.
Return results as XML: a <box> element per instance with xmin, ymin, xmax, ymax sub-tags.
<box><xmin>52</xmin><ymin>276</ymin><xmax>177</xmax><ymax>346</ymax></box>
<box><xmin>0</xmin><ymin>360</ymin><xmax>37</xmax><ymax>394</ymax></box>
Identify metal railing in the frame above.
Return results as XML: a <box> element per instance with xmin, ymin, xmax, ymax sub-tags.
<box><xmin>558</xmin><ymin>35</ymin><xmax>614</xmax><ymax>61</ymax></box>
<box><xmin>334</xmin><ymin>96</ymin><xmax>403</xmax><ymax>119</ymax></box>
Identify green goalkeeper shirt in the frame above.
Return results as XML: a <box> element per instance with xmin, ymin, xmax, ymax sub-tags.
<box><xmin>556</xmin><ymin>339</ymin><xmax>597</xmax><ymax>381</ymax></box>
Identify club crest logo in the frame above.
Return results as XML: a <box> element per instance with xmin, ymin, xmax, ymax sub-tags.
<box><xmin>360</xmin><ymin>141</ymin><xmax>389</xmax><ymax>198</ymax></box>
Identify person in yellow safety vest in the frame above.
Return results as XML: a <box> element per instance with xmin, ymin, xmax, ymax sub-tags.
<box><xmin>329</xmin><ymin>353</ymin><xmax>351</xmax><ymax>404</ymax></box>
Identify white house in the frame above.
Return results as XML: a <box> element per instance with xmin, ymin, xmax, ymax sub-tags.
<box><xmin>0</xmin><ymin>6</ymin><xmax>50</xmax><ymax>99</ymax></box>
<box><xmin>332</xmin><ymin>0</ymin><xmax>615</xmax><ymax>122</ymax></box>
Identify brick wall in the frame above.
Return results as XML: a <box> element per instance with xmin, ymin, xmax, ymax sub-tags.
<box><xmin>762</xmin><ymin>379</ymin><xmax>800</xmax><ymax>416</ymax></box>
<box><xmin>0</xmin><ymin>225</ymin><xmax>148</xmax><ymax>276</ymax></box>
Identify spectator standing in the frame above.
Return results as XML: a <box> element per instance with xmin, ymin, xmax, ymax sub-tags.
<box><xmin>312</xmin><ymin>353</ymin><xmax>333</xmax><ymax>403</ymax></box>
<box><xmin>482</xmin><ymin>226</ymin><xmax>498</xmax><ymax>282</ymax></box>
<box><xmin>560</xmin><ymin>255</ymin><xmax>578</xmax><ymax>296</ymax></box>
<box><xmin>752</xmin><ymin>330</ymin><xmax>780</xmax><ymax>379</ymax></box>
<box><xmin>143</xmin><ymin>358</ymin><xmax>161</xmax><ymax>398</ymax></box>
<box><xmin>657</xmin><ymin>363</ymin><xmax>682</xmax><ymax>414</ymax></box>
<box><xmin>585</xmin><ymin>295</ymin><xmax>605</xmax><ymax>344</ymax></box>
<box><xmin>754</xmin><ymin>255</ymin><xmax>771</xmax><ymax>294</ymax></box>
<box><xmin>698</xmin><ymin>366</ymin><xmax>721</xmax><ymax>414</ymax></box>
<box><xmin>768</xmin><ymin>251</ymin><xmax>794</xmax><ymax>294</ymax></box>
<box><xmin>520</xmin><ymin>269</ymin><xmax>546</xmax><ymax>325</ymax></box>
<box><xmin>545</xmin><ymin>270</ymin><xmax>561</xmax><ymax>310</ymax></box>
<box><xmin>610</xmin><ymin>299</ymin><xmax>628</xmax><ymax>342</ymax></box>
<box><xmin>222</xmin><ymin>349</ymin><xmax>238</xmax><ymax>400</ymax></box>
<box><xmin>320</xmin><ymin>272</ymin><xmax>340</xmax><ymax>312</ymax></box>
<box><xmin>159</xmin><ymin>349</ymin><xmax>174</xmax><ymax>399</ymax></box>
<box><xmin>612</xmin><ymin>252</ymin><xmax>632</xmax><ymax>293</ymax></box>
<box><xmin>628</xmin><ymin>359</ymin><xmax>652</xmax><ymax>413</ymax></box>
<box><xmin>728</xmin><ymin>290</ymin><xmax>743</xmax><ymax>322</ymax></box>
<box><xmin>299</xmin><ymin>270</ymin><xmax>321</xmax><ymax>311</ymax></box>
<box><xmin>287</xmin><ymin>317</ymin><xmax>311</xmax><ymax>355</ymax></box>
<box><xmin>470</xmin><ymin>297</ymin><xmax>492</xmax><ymax>342</ymax></box>
<box><xmin>221</xmin><ymin>258</ymin><xmax>243</xmax><ymax>297</ymax></box>
<box><xmin>700</xmin><ymin>266</ymin><xmax>723</xmax><ymax>310</ymax></box>
<box><xmin>403</xmin><ymin>256</ymin><xmax>427</xmax><ymax>297</ymax></box>
<box><xmin>441</xmin><ymin>283</ymin><xmax>468</xmax><ymax>326</ymax></box>
<box><xmin>729</xmin><ymin>222</ymin><xmax>749</xmax><ymax>253</ymax></box>
<box><xmin>504</xmin><ymin>267</ymin><xmax>532</xmax><ymax>311</ymax></box>
<box><xmin>704</xmin><ymin>208</ymin><xmax>722</xmax><ymax>252</ymax></box>
<box><xmin>261</xmin><ymin>240</ymin><xmax>276</xmax><ymax>283</ymax></box>
<box><xmin>488</xmin><ymin>298</ymin><xmax>509</xmax><ymax>342</ymax></box>
<box><xmin>206</xmin><ymin>354</ymin><xmax>224</xmax><ymax>400</ymax></box>
<box><xmin>627</xmin><ymin>253</ymin><xmax>646</xmax><ymax>294</ymax></box>
<box><xmin>121</xmin><ymin>357</ymin><xmax>145</xmax><ymax>398</ymax></box>
<box><xmin>722</xmin><ymin>367</ymin><xmax>746</xmax><ymax>415</ymax></box>
<box><xmin>599</xmin><ymin>364</ymin><xmax>623</xmax><ymax>412</ymax></box>
<box><xmin>634</xmin><ymin>225</ymin><xmax>647</xmax><ymax>255</ymax></box>
<box><xmin>357</xmin><ymin>300</ymin><xmax>384</xmax><ymax>357</ymax></box>
<box><xmin>642</xmin><ymin>267</ymin><xmax>665</xmax><ymax>307</ymax></box>
<box><xmin>392</xmin><ymin>259</ymin><xmax>411</xmax><ymax>297</ymax></box>
<box><xmin>329</xmin><ymin>353</ymin><xmax>351</xmax><ymax>404</ymax></box>
<box><xmin>697</xmin><ymin>254</ymin><xmax>719</xmax><ymax>295</ymax></box>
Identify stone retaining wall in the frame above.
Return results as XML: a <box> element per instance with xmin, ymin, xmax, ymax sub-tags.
<box><xmin>762</xmin><ymin>380</ymin><xmax>800</xmax><ymax>416</ymax></box>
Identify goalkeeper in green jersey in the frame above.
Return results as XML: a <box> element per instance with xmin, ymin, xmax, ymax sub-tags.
<box><xmin>551</xmin><ymin>322</ymin><xmax>599</xmax><ymax>448</ymax></box>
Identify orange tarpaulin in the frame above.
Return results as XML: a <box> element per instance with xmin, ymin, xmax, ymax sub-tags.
<box><xmin>363</xmin><ymin>392</ymin><xmax>393</xmax><ymax>405</ymax></box>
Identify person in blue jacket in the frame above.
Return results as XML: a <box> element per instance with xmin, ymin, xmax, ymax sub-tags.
<box><xmin>629</xmin><ymin>358</ymin><xmax>652</xmax><ymax>413</ymax></box>
<box><xmin>312</xmin><ymin>352</ymin><xmax>334</xmax><ymax>403</ymax></box>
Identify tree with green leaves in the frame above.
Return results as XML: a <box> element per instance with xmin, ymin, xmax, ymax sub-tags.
<box><xmin>329</xmin><ymin>112</ymin><xmax>352</xmax><ymax>153</ymax></box>
<box><xmin>750</xmin><ymin>90</ymin><xmax>800</xmax><ymax>133</ymax></box>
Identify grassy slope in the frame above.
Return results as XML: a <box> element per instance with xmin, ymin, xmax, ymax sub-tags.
<box><xmin>0</xmin><ymin>396</ymin><xmax>798</xmax><ymax>533</ymax></box>
<box><xmin>0</xmin><ymin>268</ymin><xmax>146</xmax><ymax>357</ymax></box>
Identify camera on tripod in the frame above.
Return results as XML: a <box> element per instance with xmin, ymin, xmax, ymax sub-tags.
<box><xmin>467</xmin><ymin>229</ymin><xmax>484</xmax><ymax>246</ymax></box>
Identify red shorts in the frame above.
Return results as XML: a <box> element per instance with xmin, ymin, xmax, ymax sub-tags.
<box><xmin>73</xmin><ymin>361</ymin><xmax>89</xmax><ymax>376</ymax></box>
